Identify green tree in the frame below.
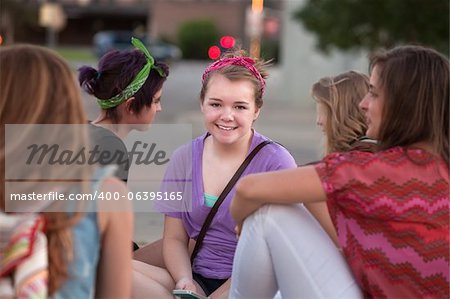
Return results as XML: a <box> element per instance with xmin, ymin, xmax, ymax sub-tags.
<box><xmin>177</xmin><ymin>19</ymin><xmax>220</xmax><ymax>60</ymax></box>
<box><xmin>294</xmin><ymin>0</ymin><xmax>449</xmax><ymax>55</ymax></box>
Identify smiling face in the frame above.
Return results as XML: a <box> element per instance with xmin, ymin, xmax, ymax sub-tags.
<box><xmin>201</xmin><ymin>74</ymin><xmax>260</xmax><ymax>145</ymax></box>
<box><xmin>359</xmin><ymin>65</ymin><xmax>384</xmax><ymax>139</ymax></box>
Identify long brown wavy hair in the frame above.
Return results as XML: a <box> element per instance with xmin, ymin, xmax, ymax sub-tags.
<box><xmin>370</xmin><ymin>45</ymin><xmax>449</xmax><ymax>164</ymax></box>
<box><xmin>312</xmin><ymin>70</ymin><xmax>369</xmax><ymax>154</ymax></box>
<box><xmin>0</xmin><ymin>45</ymin><xmax>91</xmax><ymax>294</ymax></box>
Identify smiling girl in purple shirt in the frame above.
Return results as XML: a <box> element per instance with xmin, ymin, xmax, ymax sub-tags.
<box><xmin>132</xmin><ymin>50</ymin><xmax>296</xmax><ymax>299</ymax></box>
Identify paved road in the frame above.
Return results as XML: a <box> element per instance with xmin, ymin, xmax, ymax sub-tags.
<box><xmin>77</xmin><ymin>60</ymin><xmax>323</xmax><ymax>244</ymax></box>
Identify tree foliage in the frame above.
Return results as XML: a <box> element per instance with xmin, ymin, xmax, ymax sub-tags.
<box><xmin>294</xmin><ymin>0</ymin><xmax>449</xmax><ymax>55</ymax></box>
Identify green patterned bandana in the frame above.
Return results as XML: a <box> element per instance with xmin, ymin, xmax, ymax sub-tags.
<box><xmin>97</xmin><ymin>37</ymin><xmax>167</xmax><ymax>109</ymax></box>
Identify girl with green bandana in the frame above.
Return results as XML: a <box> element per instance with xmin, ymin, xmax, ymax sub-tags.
<box><xmin>78</xmin><ymin>38</ymin><xmax>169</xmax><ymax>185</ymax></box>
<box><xmin>79</xmin><ymin>38</ymin><xmax>169</xmax><ymax>252</ymax></box>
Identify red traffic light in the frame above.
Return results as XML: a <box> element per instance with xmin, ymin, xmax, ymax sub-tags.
<box><xmin>208</xmin><ymin>46</ymin><xmax>221</xmax><ymax>60</ymax></box>
<box><xmin>220</xmin><ymin>36</ymin><xmax>235</xmax><ymax>49</ymax></box>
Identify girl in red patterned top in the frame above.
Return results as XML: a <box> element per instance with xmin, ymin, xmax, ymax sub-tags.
<box><xmin>229</xmin><ymin>45</ymin><xmax>449</xmax><ymax>299</ymax></box>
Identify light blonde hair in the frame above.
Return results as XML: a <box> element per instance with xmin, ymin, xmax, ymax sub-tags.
<box><xmin>0</xmin><ymin>44</ymin><xmax>91</xmax><ymax>294</ymax></box>
<box><xmin>312</xmin><ymin>70</ymin><xmax>369</xmax><ymax>154</ymax></box>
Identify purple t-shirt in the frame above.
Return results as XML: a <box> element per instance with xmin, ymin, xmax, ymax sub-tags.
<box><xmin>159</xmin><ymin>131</ymin><xmax>296</xmax><ymax>279</ymax></box>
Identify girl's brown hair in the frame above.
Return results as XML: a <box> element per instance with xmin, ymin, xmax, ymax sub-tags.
<box><xmin>78</xmin><ymin>48</ymin><xmax>169</xmax><ymax>123</ymax></box>
<box><xmin>370</xmin><ymin>45</ymin><xmax>449</xmax><ymax>164</ymax></box>
<box><xmin>200</xmin><ymin>49</ymin><xmax>270</xmax><ymax>108</ymax></box>
<box><xmin>312</xmin><ymin>71</ymin><xmax>369</xmax><ymax>154</ymax></box>
<box><xmin>0</xmin><ymin>45</ymin><xmax>91</xmax><ymax>294</ymax></box>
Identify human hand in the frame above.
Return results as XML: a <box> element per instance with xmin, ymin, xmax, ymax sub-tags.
<box><xmin>175</xmin><ymin>277</ymin><xmax>197</xmax><ymax>292</ymax></box>
<box><xmin>229</xmin><ymin>198</ymin><xmax>246</xmax><ymax>228</ymax></box>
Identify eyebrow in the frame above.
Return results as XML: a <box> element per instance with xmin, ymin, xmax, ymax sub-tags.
<box><xmin>208</xmin><ymin>98</ymin><xmax>250</xmax><ymax>105</ymax></box>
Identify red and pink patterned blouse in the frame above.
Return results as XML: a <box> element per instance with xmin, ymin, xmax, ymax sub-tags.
<box><xmin>315</xmin><ymin>147</ymin><xmax>449</xmax><ymax>298</ymax></box>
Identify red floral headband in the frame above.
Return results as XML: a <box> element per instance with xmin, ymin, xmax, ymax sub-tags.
<box><xmin>202</xmin><ymin>57</ymin><xmax>266</xmax><ymax>96</ymax></box>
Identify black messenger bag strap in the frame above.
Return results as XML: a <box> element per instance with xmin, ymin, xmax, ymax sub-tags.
<box><xmin>190</xmin><ymin>140</ymin><xmax>273</xmax><ymax>264</ymax></box>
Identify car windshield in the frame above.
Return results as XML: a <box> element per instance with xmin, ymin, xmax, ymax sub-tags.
<box><xmin>112</xmin><ymin>32</ymin><xmax>139</xmax><ymax>43</ymax></box>
<box><xmin>94</xmin><ymin>30</ymin><xmax>181</xmax><ymax>61</ymax></box>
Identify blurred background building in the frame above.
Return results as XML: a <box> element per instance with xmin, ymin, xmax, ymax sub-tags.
<box><xmin>1</xmin><ymin>0</ymin><xmax>447</xmax><ymax>103</ymax></box>
<box><xmin>0</xmin><ymin>0</ymin><xmax>280</xmax><ymax>49</ymax></box>
<box><xmin>0</xmin><ymin>0</ymin><xmax>324</xmax><ymax>102</ymax></box>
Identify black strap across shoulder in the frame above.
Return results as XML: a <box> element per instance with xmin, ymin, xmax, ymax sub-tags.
<box><xmin>190</xmin><ymin>140</ymin><xmax>273</xmax><ymax>264</ymax></box>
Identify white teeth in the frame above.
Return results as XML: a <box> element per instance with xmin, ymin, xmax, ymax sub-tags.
<box><xmin>217</xmin><ymin>125</ymin><xmax>235</xmax><ymax>131</ymax></box>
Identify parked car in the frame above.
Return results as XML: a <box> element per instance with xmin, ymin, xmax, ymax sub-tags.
<box><xmin>93</xmin><ymin>30</ymin><xmax>182</xmax><ymax>61</ymax></box>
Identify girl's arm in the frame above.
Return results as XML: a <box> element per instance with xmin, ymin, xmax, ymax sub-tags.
<box><xmin>230</xmin><ymin>165</ymin><xmax>327</xmax><ymax>229</ymax></box>
<box><xmin>163</xmin><ymin>216</ymin><xmax>197</xmax><ymax>292</ymax></box>
<box><xmin>96</xmin><ymin>177</ymin><xmax>133</xmax><ymax>298</ymax></box>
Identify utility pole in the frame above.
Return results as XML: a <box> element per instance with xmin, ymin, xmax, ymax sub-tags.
<box><xmin>39</xmin><ymin>1</ymin><xmax>66</xmax><ymax>48</ymax></box>
<box><xmin>247</xmin><ymin>0</ymin><xmax>264</xmax><ymax>58</ymax></box>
